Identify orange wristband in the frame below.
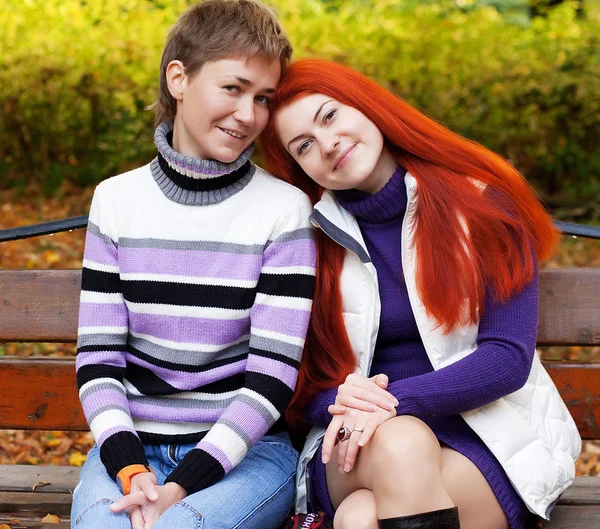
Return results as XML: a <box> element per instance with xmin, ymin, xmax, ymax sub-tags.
<box><xmin>116</xmin><ymin>464</ymin><xmax>154</xmax><ymax>495</ymax></box>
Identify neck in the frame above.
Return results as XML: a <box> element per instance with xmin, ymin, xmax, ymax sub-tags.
<box><xmin>356</xmin><ymin>146</ymin><xmax>398</xmax><ymax>195</ymax></box>
<box><xmin>151</xmin><ymin>121</ymin><xmax>255</xmax><ymax>206</ymax></box>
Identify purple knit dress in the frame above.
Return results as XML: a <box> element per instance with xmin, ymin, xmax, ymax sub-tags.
<box><xmin>305</xmin><ymin>167</ymin><xmax>538</xmax><ymax>529</ymax></box>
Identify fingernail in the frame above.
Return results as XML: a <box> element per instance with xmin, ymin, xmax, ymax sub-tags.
<box><xmin>368</xmin><ymin>404</ymin><xmax>377</xmax><ymax>412</ymax></box>
<box><xmin>344</xmin><ymin>464</ymin><xmax>351</xmax><ymax>472</ymax></box>
<box><xmin>358</xmin><ymin>439</ymin><xmax>365</xmax><ymax>447</ymax></box>
<box><xmin>322</xmin><ymin>454</ymin><xmax>329</xmax><ymax>464</ymax></box>
<box><xmin>387</xmin><ymin>399</ymin><xmax>398</xmax><ymax>409</ymax></box>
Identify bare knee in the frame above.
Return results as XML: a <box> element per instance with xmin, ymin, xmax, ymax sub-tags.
<box><xmin>333</xmin><ymin>489</ymin><xmax>377</xmax><ymax>529</ymax></box>
<box><xmin>359</xmin><ymin>416</ymin><xmax>442</xmax><ymax>490</ymax></box>
<box><xmin>368</xmin><ymin>416</ymin><xmax>441</xmax><ymax>468</ymax></box>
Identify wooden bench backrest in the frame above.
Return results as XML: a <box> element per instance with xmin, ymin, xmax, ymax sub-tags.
<box><xmin>1</xmin><ymin>269</ymin><xmax>599</xmax><ymax>436</ymax></box>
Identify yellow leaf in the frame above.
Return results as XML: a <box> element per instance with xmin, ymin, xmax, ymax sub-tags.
<box><xmin>46</xmin><ymin>439</ymin><xmax>62</xmax><ymax>448</ymax></box>
<box><xmin>0</xmin><ymin>524</ymin><xmax>12</xmax><ymax>529</ymax></box>
<box><xmin>69</xmin><ymin>451</ymin><xmax>87</xmax><ymax>466</ymax></box>
<box><xmin>43</xmin><ymin>250</ymin><xmax>61</xmax><ymax>265</ymax></box>
<box><xmin>40</xmin><ymin>514</ymin><xmax>61</xmax><ymax>523</ymax></box>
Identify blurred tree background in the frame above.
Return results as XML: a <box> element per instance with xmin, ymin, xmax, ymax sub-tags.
<box><xmin>0</xmin><ymin>0</ymin><xmax>598</xmax><ymax>213</ymax></box>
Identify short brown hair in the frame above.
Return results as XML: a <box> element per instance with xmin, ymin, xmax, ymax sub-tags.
<box><xmin>152</xmin><ymin>0</ymin><xmax>292</xmax><ymax>126</ymax></box>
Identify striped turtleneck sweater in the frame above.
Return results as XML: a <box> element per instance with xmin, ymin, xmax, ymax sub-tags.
<box><xmin>76</xmin><ymin>121</ymin><xmax>316</xmax><ymax>494</ymax></box>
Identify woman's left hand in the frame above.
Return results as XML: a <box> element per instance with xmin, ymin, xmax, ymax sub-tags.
<box><xmin>110</xmin><ymin>482</ymin><xmax>187</xmax><ymax>528</ymax></box>
<box><xmin>322</xmin><ymin>405</ymin><xmax>396</xmax><ymax>474</ymax></box>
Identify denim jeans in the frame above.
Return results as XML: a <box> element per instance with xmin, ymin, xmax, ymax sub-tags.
<box><xmin>71</xmin><ymin>433</ymin><xmax>298</xmax><ymax>529</ymax></box>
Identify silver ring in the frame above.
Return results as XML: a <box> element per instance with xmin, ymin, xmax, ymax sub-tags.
<box><xmin>352</xmin><ymin>428</ymin><xmax>364</xmax><ymax>433</ymax></box>
<box><xmin>337</xmin><ymin>426</ymin><xmax>352</xmax><ymax>442</ymax></box>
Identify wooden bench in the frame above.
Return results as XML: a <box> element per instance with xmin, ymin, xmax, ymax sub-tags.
<box><xmin>1</xmin><ymin>268</ymin><xmax>599</xmax><ymax>528</ymax></box>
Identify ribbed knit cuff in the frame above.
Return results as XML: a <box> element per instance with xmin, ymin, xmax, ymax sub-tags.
<box><xmin>165</xmin><ymin>448</ymin><xmax>225</xmax><ymax>495</ymax></box>
<box><xmin>99</xmin><ymin>431</ymin><xmax>149</xmax><ymax>481</ymax></box>
<box><xmin>304</xmin><ymin>387</ymin><xmax>338</xmax><ymax>428</ymax></box>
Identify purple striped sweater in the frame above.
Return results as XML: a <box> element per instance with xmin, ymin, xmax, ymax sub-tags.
<box><xmin>76</xmin><ymin>122</ymin><xmax>316</xmax><ymax>494</ymax></box>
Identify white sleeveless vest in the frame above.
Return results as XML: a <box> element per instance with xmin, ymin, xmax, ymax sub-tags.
<box><xmin>295</xmin><ymin>173</ymin><xmax>580</xmax><ymax>519</ymax></box>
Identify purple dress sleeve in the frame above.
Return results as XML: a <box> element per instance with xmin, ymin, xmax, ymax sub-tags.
<box><xmin>389</xmin><ymin>265</ymin><xmax>539</xmax><ymax>418</ymax></box>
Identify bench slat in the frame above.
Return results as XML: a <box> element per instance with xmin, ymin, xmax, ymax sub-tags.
<box><xmin>2</xmin><ymin>268</ymin><xmax>600</xmax><ymax>344</ymax></box>
<box><xmin>0</xmin><ymin>465</ymin><xmax>80</xmax><ymax>494</ymax></box>
<box><xmin>0</xmin><ymin>466</ymin><xmax>598</xmax><ymax>527</ymax></box>
<box><xmin>0</xmin><ymin>358</ymin><xmax>86</xmax><ymax>431</ymax></box>
<box><xmin>543</xmin><ymin>505</ymin><xmax>600</xmax><ymax>528</ymax></box>
<box><xmin>0</xmin><ymin>491</ymin><xmax>71</xmax><ymax>515</ymax></box>
<box><xmin>1</xmin><ymin>465</ymin><xmax>597</xmax><ymax>506</ymax></box>
<box><xmin>538</xmin><ymin>268</ymin><xmax>600</xmax><ymax>346</ymax></box>
<box><xmin>0</xmin><ymin>270</ymin><xmax>81</xmax><ymax>342</ymax></box>
<box><xmin>0</xmin><ymin>357</ymin><xmax>598</xmax><ymax>437</ymax></box>
<box><xmin>545</xmin><ymin>363</ymin><xmax>600</xmax><ymax>440</ymax></box>
<box><xmin>0</xmin><ymin>520</ymin><xmax>70</xmax><ymax>529</ymax></box>
<box><xmin>557</xmin><ymin>476</ymin><xmax>600</xmax><ymax>506</ymax></box>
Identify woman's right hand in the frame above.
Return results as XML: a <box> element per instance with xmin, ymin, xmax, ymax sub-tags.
<box><xmin>322</xmin><ymin>404</ymin><xmax>396</xmax><ymax>473</ymax></box>
<box><xmin>111</xmin><ymin>471</ymin><xmax>158</xmax><ymax>529</ymax></box>
<box><xmin>328</xmin><ymin>373</ymin><xmax>398</xmax><ymax>415</ymax></box>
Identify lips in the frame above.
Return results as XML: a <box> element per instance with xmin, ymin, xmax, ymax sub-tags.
<box><xmin>218</xmin><ymin>127</ymin><xmax>247</xmax><ymax>140</ymax></box>
<box><xmin>334</xmin><ymin>143</ymin><xmax>357</xmax><ymax>171</ymax></box>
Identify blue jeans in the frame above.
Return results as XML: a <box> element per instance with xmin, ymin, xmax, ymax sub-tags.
<box><xmin>71</xmin><ymin>433</ymin><xmax>298</xmax><ymax>529</ymax></box>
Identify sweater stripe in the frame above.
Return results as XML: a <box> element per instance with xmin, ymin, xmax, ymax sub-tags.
<box><xmin>127</xmin><ymin>314</ymin><xmax>249</xmax><ymax>344</ymax></box>
<box><xmin>127</xmin><ymin>330</ymin><xmax>250</xmax><ymax>352</ymax></box>
<box><xmin>84</xmin><ymin>231</ymin><xmax>118</xmax><ymax>266</ymax></box>
<box><xmin>256</xmin><ymin>273</ymin><xmax>315</xmax><ymax>299</ymax></box>
<box><xmin>126</xmin><ymin>355</ymin><xmax>247</xmax><ymax>389</ymax></box>
<box><xmin>122</xmin><ymin>281</ymin><xmax>256</xmax><ymax>309</ymax></box>
<box><xmin>126</xmin><ymin>338</ymin><xmax>249</xmax><ymax>367</ymax></box>
<box><xmin>119</xmin><ymin>246</ymin><xmax>262</xmax><ymax>278</ymax></box>
<box><xmin>247</xmin><ymin>355</ymin><xmax>299</xmax><ymax>389</ymax></box>
<box><xmin>251</xmin><ymin>304</ymin><xmax>311</xmax><ymax>338</ymax></box>
<box><xmin>82</xmin><ymin>268</ymin><xmax>121</xmax><ymax>293</ymax></box>
<box><xmin>127</xmin><ymin>346</ymin><xmax>248</xmax><ymax>373</ymax></box>
<box><xmin>118</xmin><ymin>237</ymin><xmax>264</xmax><ymax>253</ymax></box>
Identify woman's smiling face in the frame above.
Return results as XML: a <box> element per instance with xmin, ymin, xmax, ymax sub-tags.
<box><xmin>275</xmin><ymin>94</ymin><xmax>397</xmax><ymax>194</ymax></box>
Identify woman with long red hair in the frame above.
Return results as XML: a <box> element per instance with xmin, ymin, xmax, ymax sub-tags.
<box><xmin>260</xmin><ymin>59</ymin><xmax>580</xmax><ymax>529</ymax></box>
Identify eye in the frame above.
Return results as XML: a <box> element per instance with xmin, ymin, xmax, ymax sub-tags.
<box><xmin>298</xmin><ymin>140</ymin><xmax>312</xmax><ymax>155</ymax></box>
<box><xmin>255</xmin><ymin>95</ymin><xmax>271</xmax><ymax>105</ymax></box>
<box><xmin>323</xmin><ymin>109</ymin><xmax>336</xmax><ymax>123</ymax></box>
<box><xmin>224</xmin><ymin>85</ymin><xmax>241</xmax><ymax>94</ymax></box>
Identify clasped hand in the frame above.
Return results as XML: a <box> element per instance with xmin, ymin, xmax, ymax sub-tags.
<box><xmin>109</xmin><ymin>472</ymin><xmax>187</xmax><ymax>529</ymax></box>
<box><xmin>322</xmin><ymin>373</ymin><xmax>398</xmax><ymax>474</ymax></box>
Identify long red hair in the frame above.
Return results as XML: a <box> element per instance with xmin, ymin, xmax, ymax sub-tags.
<box><xmin>260</xmin><ymin>59</ymin><xmax>558</xmax><ymax>430</ymax></box>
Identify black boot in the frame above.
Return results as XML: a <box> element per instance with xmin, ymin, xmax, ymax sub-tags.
<box><xmin>378</xmin><ymin>507</ymin><xmax>460</xmax><ymax>529</ymax></box>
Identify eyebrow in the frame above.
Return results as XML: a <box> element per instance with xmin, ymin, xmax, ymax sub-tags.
<box><xmin>286</xmin><ymin>99</ymin><xmax>334</xmax><ymax>150</ymax></box>
<box><xmin>233</xmin><ymin>76</ymin><xmax>276</xmax><ymax>94</ymax></box>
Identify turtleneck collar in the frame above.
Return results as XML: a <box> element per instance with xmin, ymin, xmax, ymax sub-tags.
<box><xmin>151</xmin><ymin>121</ymin><xmax>255</xmax><ymax>206</ymax></box>
<box><xmin>336</xmin><ymin>165</ymin><xmax>408</xmax><ymax>223</ymax></box>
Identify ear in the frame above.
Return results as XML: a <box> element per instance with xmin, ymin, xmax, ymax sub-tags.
<box><xmin>166</xmin><ymin>60</ymin><xmax>187</xmax><ymax>100</ymax></box>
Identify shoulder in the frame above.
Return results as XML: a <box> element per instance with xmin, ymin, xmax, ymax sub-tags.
<box><xmin>250</xmin><ymin>164</ymin><xmax>311</xmax><ymax>205</ymax></box>
<box><xmin>94</xmin><ymin>164</ymin><xmax>152</xmax><ymax>200</ymax></box>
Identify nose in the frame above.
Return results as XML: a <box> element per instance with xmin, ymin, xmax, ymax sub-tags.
<box><xmin>316</xmin><ymin>130</ymin><xmax>339</xmax><ymax>155</ymax></box>
<box><xmin>233</xmin><ymin>97</ymin><xmax>255</xmax><ymax>126</ymax></box>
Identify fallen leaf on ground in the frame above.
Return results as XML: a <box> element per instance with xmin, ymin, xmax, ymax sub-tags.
<box><xmin>32</xmin><ymin>480</ymin><xmax>51</xmax><ymax>491</ymax></box>
<box><xmin>69</xmin><ymin>451</ymin><xmax>87</xmax><ymax>466</ymax></box>
<box><xmin>0</xmin><ymin>524</ymin><xmax>12</xmax><ymax>529</ymax></box>
<box><xmin>40</xmin><ymin>514</ymin><xmax>61</xmax><ymax>523</ymax></box>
